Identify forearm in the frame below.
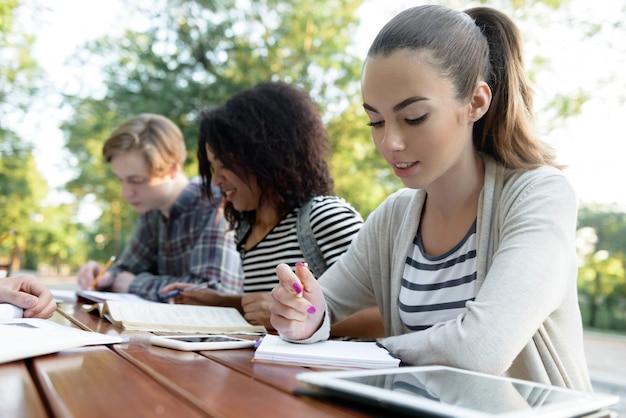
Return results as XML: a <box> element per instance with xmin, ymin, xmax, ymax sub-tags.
<box><xmin>128</xmin><ymin>272</ymin><xmax>208</xmax><ymax>301</ymax></box>
<box><xmin>330</xmin><ymin>307</ymin><xmax>384</xmax><ymax>339</ymax></box>
<box><xmin>211</xmin><ymin>293</ymin><xmax>244</xmax><ymax>314</ymax></box>
<box><xmin>174</xmin><ymin>289</ymin><xmax>244</xmax><ymax>314</ymax></box>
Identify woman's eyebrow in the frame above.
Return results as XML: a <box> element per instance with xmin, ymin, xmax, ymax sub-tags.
<box><xmin>363</xmin><ymin>96</ymin><xmax>428</xmax><ymax>114</ymax></box>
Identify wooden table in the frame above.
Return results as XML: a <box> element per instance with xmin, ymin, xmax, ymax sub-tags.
<box><xmin>0</xmin><ymin>301</ymin><xmax>375</xmax><ymax>418</ymax></box>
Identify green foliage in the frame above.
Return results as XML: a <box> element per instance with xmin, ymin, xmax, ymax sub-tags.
<box><xmin>327</xmin><ymin>101</ymin><xmax>402</xmax><ymax>217</ymax></box>
<box><xmin>0</xmin><ymin>143</ymin><xmax>91</xmax><ymax>273</ymax></box>
<box><xmin>0</xmin><ymin>0</ymin><xmax>88</xmax><ymax>273</ymax></box>
<box><xmin>577</xmin><ymin>204</ymin><xmax>626</xmax><ymax>331</ymax></box>
<box><xmin>66</xmin><ymin>0</ymin><xmax>364</xmax><ymax>154</ymax></box>
<box><xmin>0</xmin><ymin>0</ymin><xmax>40</xmax><ymax>115</ymax></box>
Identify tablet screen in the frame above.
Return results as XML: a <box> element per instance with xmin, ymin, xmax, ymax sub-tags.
<box><xmin>297</xmin><ymin>366</ymin><xmax>618</xmax><ymax>418</ymax></box>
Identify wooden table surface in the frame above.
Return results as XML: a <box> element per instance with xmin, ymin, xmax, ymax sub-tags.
<box><xmin>0</xmin><ymin>301</ymin><xmax>375</xmax><ymax>418</ymax></box>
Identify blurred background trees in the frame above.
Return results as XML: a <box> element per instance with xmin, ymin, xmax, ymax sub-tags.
<box><xmin>1</xmin><ymin>0</ymin><xmax>625</xmax><ymax>331</ymax></box>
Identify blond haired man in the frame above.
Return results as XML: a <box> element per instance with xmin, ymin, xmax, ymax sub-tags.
<box><xmin>77</xmin><ymin>114</ymin><xmax>243</xmax><ymax>301</ymax></box>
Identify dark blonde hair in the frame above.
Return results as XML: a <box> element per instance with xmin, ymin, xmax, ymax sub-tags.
<box><xmin>367</xmin><ymin>5</ymin><xmax>559</xmax><ymax>169</ymax></box>
<box><xmin>102</xmin><ymin>113</ymin><xmax>186</xmax><ymax>176</ymax></box>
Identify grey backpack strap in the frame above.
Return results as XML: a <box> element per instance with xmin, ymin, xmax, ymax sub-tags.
<box><xmin>297</xmin><ymin>199</ymin><xmax>328</xmax><ymax>278</ymax></box>
<box><xmin>235</xmin><ymin>218</ymin><xmax>251</xmax><ymax>256</ymax></box>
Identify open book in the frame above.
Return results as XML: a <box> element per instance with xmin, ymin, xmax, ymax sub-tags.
<box><xmin>253</xmin><ymin>334</ymin><xmax>400</xmax><ymax>369</ymax></box>
<box><xmin>0</xmin><ymin>318</ymin><xmax>124</xmax><ymax>364</ymax></box>
<box><xmin>82</xmin><ymin>300</ymin><xmax>266</xmax><ymax>334</ymax></box>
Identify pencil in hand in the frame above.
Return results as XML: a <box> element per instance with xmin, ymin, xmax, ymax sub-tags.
<box><xmin>0</xmin><ymin>229</ymin><xmax>17</xmax><ymax>245</ymax></box>
<box><xmin>88</xmin><ymin>256</ymin><xmax>116</xmax><ymax>290</ymax></box>
<box><xmin>294</xmin><ymin>261</ymin><xmax>309</xmax><ymax>298</ymax></box>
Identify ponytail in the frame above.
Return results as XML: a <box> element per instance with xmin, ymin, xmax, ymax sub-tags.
<box><xmin>466</xmin><ymin>7</ymin><xmax>561</xmax><ymax>169</ymax></box>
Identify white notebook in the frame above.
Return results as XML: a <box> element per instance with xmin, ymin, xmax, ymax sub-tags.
<box><xmin>253</xmin><ymin>334</ymin><xmax>400</xmax><ymax>369</ymax></box>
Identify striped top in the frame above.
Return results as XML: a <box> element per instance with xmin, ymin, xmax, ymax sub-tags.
<box><xmin>399</xmin><ymin>219</ymin><xmax>477</xmax><ymax>331</ymax></box>
<box><xmin>240</xmin><ymin>196</ymin><xmax>363</xmax><ymax>293</ymax></box>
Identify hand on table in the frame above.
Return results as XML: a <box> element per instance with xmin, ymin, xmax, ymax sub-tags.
<box><xmin>0</xmin><ymin>275</ymin><xmax>57</xmax><ymax>318</ymax></box>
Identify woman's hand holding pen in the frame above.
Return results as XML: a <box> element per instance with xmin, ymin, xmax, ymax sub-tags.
<box><xmin>270</xmin><ymin>262</ymin><xmax>325</xmax><ymax>340</ymax></box>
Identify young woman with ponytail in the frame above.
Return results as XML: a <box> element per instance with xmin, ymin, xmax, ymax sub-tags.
<box><xmin>270</xmin><ymin>5</ymin><xmax>591</xmax><ymax>391</ymax></box>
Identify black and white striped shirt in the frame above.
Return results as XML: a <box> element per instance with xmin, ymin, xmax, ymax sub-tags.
<box><xmin>399</xmin><ymin>220</ymin><xmax>477</xmax><ymax>331</ymax></box>
<box><xmin>241</xmin><ymin>196</ymin><xmax>363</xmax><ymax>293</ymax></box>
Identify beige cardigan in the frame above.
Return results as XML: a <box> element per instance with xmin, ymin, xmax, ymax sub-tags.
<box><xmin>302</xmin><ymin>154</ymin><xmax>591</xmax><ymax>391</ymax></box>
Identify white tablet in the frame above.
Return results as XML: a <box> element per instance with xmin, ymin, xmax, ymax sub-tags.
<box><xmin>297</xmin><ymin>365</ymin><xmax>619</xmax><ymax>418</ymax></box>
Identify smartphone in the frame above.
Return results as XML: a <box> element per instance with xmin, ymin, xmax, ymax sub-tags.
<box><xmin>149</xmin><ymin>334</ymin><xmax>257</xmax><ymax>351</ymax></box>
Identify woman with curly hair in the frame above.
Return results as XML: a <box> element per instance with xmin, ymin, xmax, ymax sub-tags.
<box><xmin>162</xmin><ymin>81</ymin><xmax>382</xmax><ymax>337</ymax></box>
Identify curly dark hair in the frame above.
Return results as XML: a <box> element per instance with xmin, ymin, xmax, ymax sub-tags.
<box><xmin>198</xmin><ymin>81</ymin><xmax>334</xmax><ymax>229</ymax></box>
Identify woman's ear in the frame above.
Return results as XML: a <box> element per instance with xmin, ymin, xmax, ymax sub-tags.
<box><xmin>468</xmin><ymin>81</ymin><xmax>492</xmax><ymax>122</ymax></box>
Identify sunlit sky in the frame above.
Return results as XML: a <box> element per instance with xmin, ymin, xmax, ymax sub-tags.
<box><xmin>13</xmin><ymin>0</ymin><xmax>626</xmax><ymax>223</ymax></box>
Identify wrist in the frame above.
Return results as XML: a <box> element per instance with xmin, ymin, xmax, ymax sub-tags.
<box><xmin>111</xmin><ymin>271</ymin><xmax>132</xmax><ymax>293</ymax></box>
<box><xmin>221</xmin><ymin>294</ymin><xmax>244</xmax><ymax>313</ymax></box>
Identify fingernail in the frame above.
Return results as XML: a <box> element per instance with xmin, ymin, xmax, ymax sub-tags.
<box><xmin>293</xmin><ymin>282</ymin><xmax>303</xmax><ymax>293</ymax></box>
<box><xmin>307</xmin><ymin>305</ymin><xmax>316</xmax><ymax>314</ymax></box>
<box><xmin>295</xmin><ymin>261</ymin><xmax>308</xmax><ymax>268</ymax></box>
<box><xmin>24</xmin><ymin>296</ymin><xmax>37</xmax><ymax>307</ymax></box>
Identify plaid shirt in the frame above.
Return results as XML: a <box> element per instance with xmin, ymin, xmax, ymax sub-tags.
<box><xmin>111</xmin><ymin>178</ymin><xmax>243</xmax><ymax>301</ymax></box>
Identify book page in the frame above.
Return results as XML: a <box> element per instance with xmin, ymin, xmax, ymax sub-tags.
<box><xmin>102</xmin><ymin>301</ymin><xmax>266</xmax><ymax>333</ymax></box>
<box><xmin>0</xmin><ymin>318</ymin><xmax>124</xmax><ymax>364</ymax></box>
<box><xmin>80</xmin><ymin>302</ymin><xmax>105</xmax><ymax>316</ymax></box>
<box><xmin>77</xmin><ymin>290</ymin><xmax>149</xmax><ymax>303</ymax></box>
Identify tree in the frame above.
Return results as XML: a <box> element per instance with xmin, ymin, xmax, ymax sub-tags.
<box><xmin>0</xmin><ymin>135</ymin><xmax>46</xmax><ymax>269</ymax></box>
<box><xmin>0</xmin><ymin>1</ymin><xmax>88</xmax><ymax>273</ymax></box>
<box><xmin>0</xmin><ymin>0</ymin><xmax>40</xmax><ymax>121</ymax></box>
<box><xmin>577</xmin><ymin>205</ymin><xmax>626</xmax><ymax>330</ymax></box>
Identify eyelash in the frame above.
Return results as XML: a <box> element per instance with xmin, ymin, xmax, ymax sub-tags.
<box><xmin>406</xmin><ymin>115</ymin><xmax>428</xmax><ymax>125</ymax></box>
<box><xmin>366</xmin><ymin>114</ymin><xmax>428</xmax><ymax>128</ymax></box>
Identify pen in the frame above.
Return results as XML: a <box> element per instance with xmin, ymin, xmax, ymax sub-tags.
<box><xmin>294</xmin><ymin>261</ymin><xmax>308</xmax><ymax>298</ymax></box>
<box><xmin>253</xmin><ymin>336</ymin><xmax>264</xmax><ymax>349</ymax></box>
<box><xmin>88</xmin><ymin>256</ymin><xmax>116</xmax><ymax>290</ymax></box>
<box><xmin>0</xmin><ymin>229</ymin><xmax>17</xmax><ymax>245</ymax></box>
<box><xmin>159</xmin><ymin>283</ymin><xmax>208</xmax><ymax>301</ymax></box>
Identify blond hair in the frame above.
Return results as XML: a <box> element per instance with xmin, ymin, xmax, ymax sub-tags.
<box><xmin>102</xmin><ymin>113</ymin><xmax>186</xmax><ymax>176</ymax></box>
